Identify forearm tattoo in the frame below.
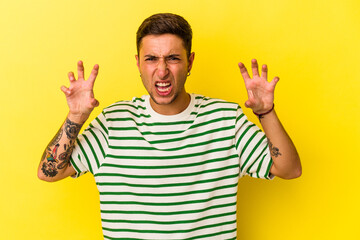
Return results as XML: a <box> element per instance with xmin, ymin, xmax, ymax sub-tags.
<box><xmin>64</xmin><ymin>118</ymin><xmax>82</xmax><ymax>139</ymax></box>
<box><xmin>41</xmin><ymin>144</ymin><xmax>60</xmax><ymax>177</ymax></box>
<box><xmin>268</xmin><ymin>140</ymin><xmax>282</xmax><ymax>158</ymax></box>
<box><xmin>49</xmin><ymin>128</ymin><xmax>63</xmax><ymax>146</ymax></box>
<box><xmin>41</xmin><ymin>118</ymin><xmax>82</xmax><ymax>177</ymax></box>
<box><xmin>57</xmin><ymin>142</ymin><xmax>74</xmax><ymax>169</ymax></box>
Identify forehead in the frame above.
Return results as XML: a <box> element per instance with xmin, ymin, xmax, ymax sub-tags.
<box><xmin>139</xmin><ymin>34</ymin><xmax>186</xmax><ymax>56</ymax></box>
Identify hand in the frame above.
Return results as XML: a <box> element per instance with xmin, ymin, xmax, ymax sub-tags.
<box><xmin>238</xmin><ymin>59</ymin><xmax>279</xmax><ymax>114</ymax></box>
<box><xmin>61</xmin><ymin>61</ymin><xmax>99</xmax><ymax>123</ymax></box>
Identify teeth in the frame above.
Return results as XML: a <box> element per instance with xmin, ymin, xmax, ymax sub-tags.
<box><xmin>157</xmin><ymin>87</ymin><xmax>171</xmax><ymax>92</ymax></box>
<box><xmin>156</xmin><ymin>82</ymin><xmax>171</xmax><ymax>87</ymax></box>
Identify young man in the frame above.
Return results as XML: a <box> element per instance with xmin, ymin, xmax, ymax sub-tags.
<box><xmin>38</xmin><ymin>13</ymin><xmax>301</xmax><ymax>239</ymax></box>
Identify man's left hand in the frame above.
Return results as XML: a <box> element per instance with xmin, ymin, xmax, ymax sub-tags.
<box><xmin>238</xmin><ymin>59</ymin><xmax>279</xmax><ymax>114</ymax></box>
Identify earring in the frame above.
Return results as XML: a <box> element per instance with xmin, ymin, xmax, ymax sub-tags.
<box><xmin>187</xmin><ymin>71</ymin><xmax>191</xmax><ymax>76</ymax></box>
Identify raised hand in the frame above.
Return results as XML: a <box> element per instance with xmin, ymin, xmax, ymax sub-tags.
<box><xmin>61</xmin><ymin>61</ymin><xmax>100</xmax><ymax>123</ymax></box>
<box><xmin>238</xmin><ymin>59</ymin><xmax>279</xmax><ymax>114</ymax></box>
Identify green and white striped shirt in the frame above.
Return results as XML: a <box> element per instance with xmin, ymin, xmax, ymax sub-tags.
<box><xmin>71</xmin><ymin>94</ymin><xmax>273</xmax><ymax>240</ymax></box>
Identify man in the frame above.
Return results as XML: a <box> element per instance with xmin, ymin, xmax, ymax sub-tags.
<box><xmin>38</xmin><ymin>13</ymin><xmax>301</xmax><ymax>239</ymax></box>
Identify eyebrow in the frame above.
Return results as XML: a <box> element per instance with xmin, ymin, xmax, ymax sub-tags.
<box><xmin>144</xmin><ymin>54</ymin><xmax>181</xmax><ymax>58</ymax></box>
<box><xmin>167</xmin><ymin>54</ymin><xmax>181</xmax><ymax>58</ymax></box>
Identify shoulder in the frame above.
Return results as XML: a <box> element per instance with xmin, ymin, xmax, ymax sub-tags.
<box><xmin>193</xmin><ymin>94</ymin><xmax>241</xmax><ymax>110</ymax></box>
<box><xmin>95</xmin><ymin>96</ymin><xmax>150</xmax><ymax>123</ymax></box>
<box><xmin>102</xmin><ymin>96</ymin><xmax>147</xmax><ymax>115</ymax></box>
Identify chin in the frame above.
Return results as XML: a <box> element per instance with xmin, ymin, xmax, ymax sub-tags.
<box><xmin>150</xmin><ymin>93</ymin><xmax>177</xmax><ymax>106</ymax></box>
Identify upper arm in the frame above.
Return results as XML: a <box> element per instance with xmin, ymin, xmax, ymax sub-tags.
<box><xmin>235</xmin><ymin>107</ymin><xmax>273</xmax><ymax>179</ymax></box>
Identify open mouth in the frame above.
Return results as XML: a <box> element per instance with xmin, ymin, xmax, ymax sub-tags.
<box><xmin>155</xmin><ymin>82</ymin><xmax>172</xmax><ymax>94</ymax></box>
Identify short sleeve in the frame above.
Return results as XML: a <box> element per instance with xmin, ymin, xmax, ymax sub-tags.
<box><xmin>235</xmin><ymin>106</ymin><xmax>274</xmax><ymax>180</ymax></box>
<box><xmin>70</xmin><ymin>111</ymin><xmax>109</xmax><ymax>178</ymax></box>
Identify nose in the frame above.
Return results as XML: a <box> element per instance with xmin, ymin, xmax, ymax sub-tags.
<box><xmin>157</xmin><ymin>58</ymin><xmax>169</xmax><ymax>79</ymax></box>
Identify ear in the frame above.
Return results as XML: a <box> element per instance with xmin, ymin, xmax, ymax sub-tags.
<box><xmin>187</xmin><ymin>52</ymin><xmax>195</xmax><ymax>72</ymax></box>
<box><xmin>135</xmin><ymin>54</ymin><xmax>140</xmax><ymax>69</ymax></box>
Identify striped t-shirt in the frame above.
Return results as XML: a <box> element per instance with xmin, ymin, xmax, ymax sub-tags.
<box><xmin>70</xmin><ymin>94</ymin><xmax>273</xmax><ymax>240</ymax></box>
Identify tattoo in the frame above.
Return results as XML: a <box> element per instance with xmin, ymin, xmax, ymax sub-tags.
<box><xmin>41</xmin><ymin>144</ymin><xmax>60</xmax><ymax>177</ymax></box>
<box><xmin>57</xmin><ymin>159</ymin><xmax>70</xmax><ymax>169</ymax></box>
<box><xmin>41</xmin><ymin>162</ymin><xmax>58</xmax><ymax>177</ymax></box>
<box><xmin>49</xmin><ymin>127</ymin><xmax>63</xmax><ymax>146</ymax></box>
<box><xmin>64</xmin><ymin>118</ymin><xmax>82</xmax><ymax>140</ymax></box>
<box><xmin>57</xmin><ymin>141</ymin><xmax>74</xmax><ymax>169</ymax></box>
<box><xmin>41</xmin><ymin>118</ymin><xmax>81</xmax><ymax>177</ymax></box>
<box><xmin>268</xmin><ymin>140</ymin><xmax>282</xmax><ymax>157</ymax></box>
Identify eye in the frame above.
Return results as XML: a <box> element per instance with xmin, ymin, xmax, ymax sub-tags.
<box><xmin>145</xmin><ymin>56</ymin><xmax>156</xmax><ymax>61</ymax></box>
<box><xmin>167</xmin><ymin>56</ymin><xmax>181</xmax><ymax>62</ymax></box>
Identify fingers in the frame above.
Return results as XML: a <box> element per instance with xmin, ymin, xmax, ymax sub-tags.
<box><xmin>261</xmin><ymin>64</ymin><xmax>268</xmax><ymax>80</ymax></box>
<box><xmin>77</xmin><ymin>60</ymin><xmax>84</xmax><ymax>80</ymax></box>
<box><xmin>88</xmin><ymin>64</ymin><xmax>99</xmax><ymax>84</ymax></box>
<box><xmin>60</xmin><ymin>85</ymin><xmax>70</xmax><ymax>96</ymax></box>
<box><xmin>238</xmin><ymin>62</ymin><xmax>251</xmax><ymax>80</ymax></box>
<box><xmin>242</xmin><ymin>59</ymin><xmax>271</xmax><ymax>80</ymax></box>
<box><xmin>240</xmin><ymin>60</ymin><xmax>266</xmax><ymax>79</ymax></box>
<box><xmin>244</xmin><ymin>100</ymin><xmax>251</xmax><ymax>108</ymax></box>
<box><xmin>69</xmin><ymin>62</ymin><xmax>99</xmax><ymax>84</ymax></box>
<box><xmin>271</xmin><ymin>76</ymin><xmax>280</xmax><ymax>89</ymax></box>
<box><xmin>68</xmin><ymin>72</ymin><xmax>76</xmax><ymax>82</ymax></box>
<box><xmin>251</xmin><ymin>59</ymin><xmax>259</xmax><ymax>77</ymax></box>
<box><xmin>91</xmin><ymin>98</ymin><xmax>100</xmax><ymax>107</ymax></box>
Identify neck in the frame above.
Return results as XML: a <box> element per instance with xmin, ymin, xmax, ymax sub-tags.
<box><xmin>150</xmin><ymin>92</ymin><xmax>191</xmax><ymax>115</ymax></box>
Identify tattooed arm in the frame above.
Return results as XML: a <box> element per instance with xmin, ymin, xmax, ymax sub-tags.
<box><xmin>38</xmin><ymin>118</ymin><xmax>82</xmax><ymax>181</ymax></box>
<box><xmin>238</xmin><ymin>59</ymin><xmax>301</xmax><ymax>179</ymax></box>
<box><xmin>38</xmin><ymin>61</ymin><xmax>100</xmax><ymax>182</ymax></box>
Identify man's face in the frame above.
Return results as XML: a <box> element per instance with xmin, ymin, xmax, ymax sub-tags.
<box><xmin>136</xmin><ymin>34</ymin><xmax>194</xmax><ymax>114</ymax></box>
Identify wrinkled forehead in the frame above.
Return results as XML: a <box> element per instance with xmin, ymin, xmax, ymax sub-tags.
<box><xmin>138</xmin><ymin>34</ymin><xmax>187</xmax><ymax>56</ymax></box>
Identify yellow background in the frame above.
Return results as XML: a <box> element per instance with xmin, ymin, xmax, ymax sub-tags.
<box><xmin>1</xmin><ymin>0</ymin><xmax>359</xmax><ymax>239</ymax></box>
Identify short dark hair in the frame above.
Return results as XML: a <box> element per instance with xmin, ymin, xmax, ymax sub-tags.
<box><xmin>136</xmin><ymin>13</ymin><xmax>193</xmax><ymax>58</ymax></box>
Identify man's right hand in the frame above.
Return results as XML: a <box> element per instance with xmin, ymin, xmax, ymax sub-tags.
<box><xmin>61</xmin><ymin>61</ymin><xmax>100</xmax><ymax>124</ymax></box>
